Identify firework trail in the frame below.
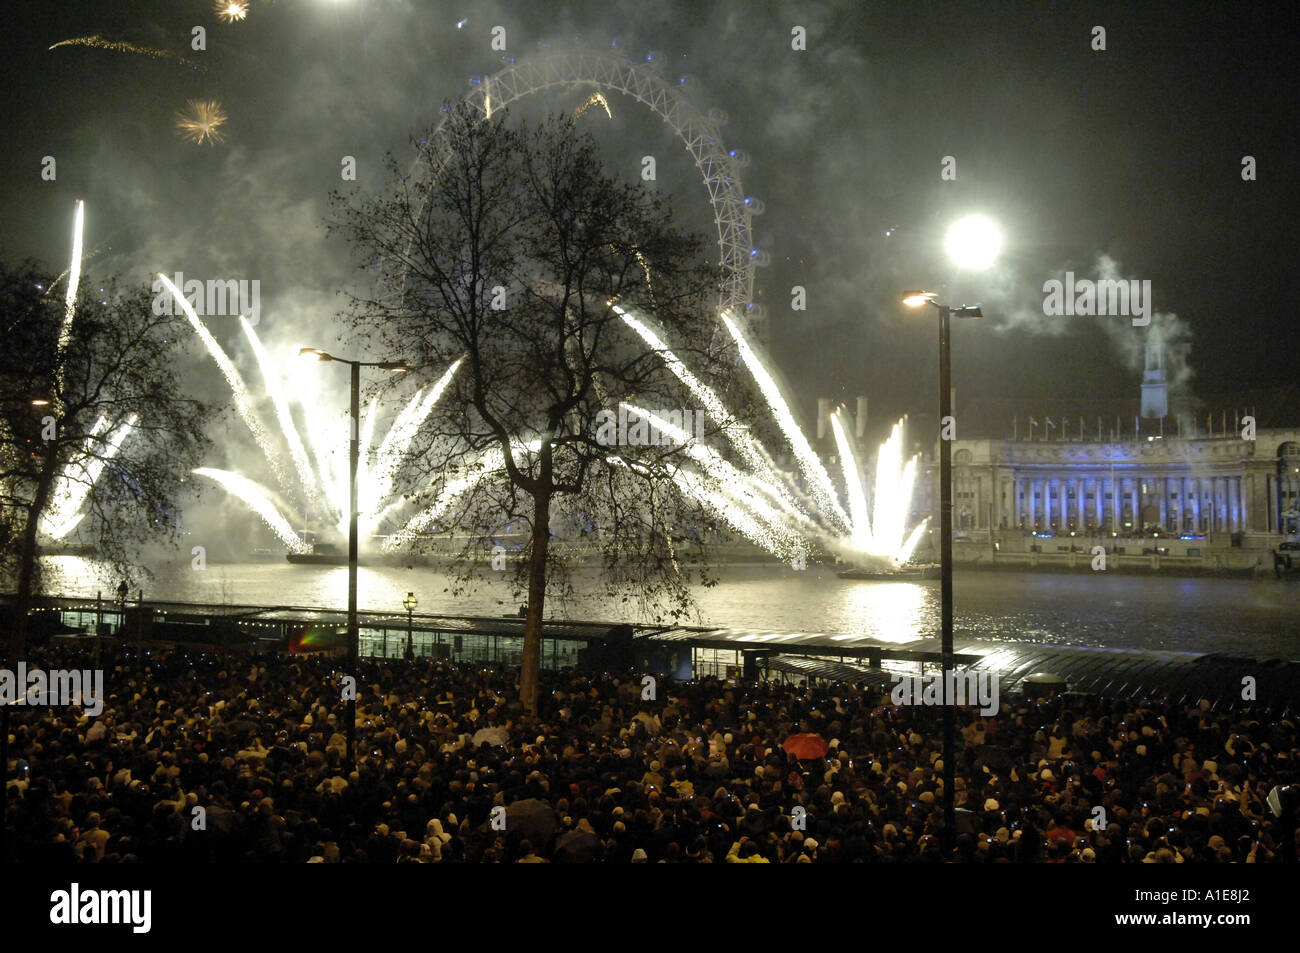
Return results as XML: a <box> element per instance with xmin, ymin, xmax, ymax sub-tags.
<box><xmin>672</xmin><ymin>467</ymin><xmax>782</xmax><ymax>559</ymax></box>
<box><xmin>51</xmin><ymin>201</ymin><xmax>85</xmax><ymax>402</ymax></box>
<box><xmin>58</xmin><ymin>201</ymin><xmax>84</xmax><ymax>348</ymax></box>
<box><xmin>361</xmin><ymin>358</ymin><xmax>462</xmax><ymax>532</ymax></box>
<box><xmin>574</xmin><ymin>92</ymin><xmax>612</xmax><ymax>120</ymax></box>
<box><xmin>45</xmin><ymin>245</ymin><xmax>107</xmax><ymax>301</ymax></box>
<box><xmin>41</xmin><ymin>415</ymin><xmax>106</xmax><ymax>538</ymax></box>
<box><xmin>175</xmin><ymin>99</ymin><xmax>228</xmax><ymax>145</ymax></box>
<box><xmin>41</xmin><ymin>414</ymin><xmax>138</xmax><ymax>539</ymax></box>
<box><xmin>291</xmin><ymin>360</ymin><xmax>347</xmax><ymax>522</ymax></box>
<box><xmin>158</xmin><ymin>273</ymin><xmax>291</xmax><ymax>493</ymax></box>
<box><xmin>830</xmin><ymin>409</ymin><xmax>873</xmax><ymax>553</ymax></box>
<box><xmin>624</xmin><ymin>403</ymin><xmax>808</xmax><ymax>561</ymax></box>
<box><xmin>614</xmin><ymin>303</ymin><xmax>806</xmax><ymax>522</ymax></box>
<box><xmin>50</xmin><ymin>36</ymin><xmax>207</xmax><ymax>72</ymax></box>
<box><xmin>874</xmin><ymin>421</ymin><xmax>926</xmax><ymax>563</ymax></box>
<box><xmin>194</xmin><ymin>468</ymin><xmax>309</xmax><ymax>552</ymax></box>
<box><xmin>606</xmin><ymin>452</ymin><xmax>791</xmax><ymax>560</ymax></box>
<box><xmin>830</xmin><ymin>410</ymin><xmax>929</xmax><ymax>565</ymax></box>
<box><xmin>239</xmin><ymin>317</ymin><xmax>323</xmax><ymax>511</ymax></box>
<box><xmin>872</xmin><ymin>421</ymin><xmax>906</xmax><ymax>559</ymax></box>
<box><xmin>719</xmin><ymin>309</ymin><xmax>850</xmax><ymax>532</ymax></box>
<box><xmin>384</xmin><ymin>446</ymin><xmax>506</xmax><ymax>550</ymax></box>
<box><xmin>355</xmin><ymin>392</ymin><xmax>402</xmax><ymax>526</ymax></box>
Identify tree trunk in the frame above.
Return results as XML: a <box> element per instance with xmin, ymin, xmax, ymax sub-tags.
<box><xmin>520</xmin><ymin>492</ymin><xmax>551</xmax><ymax>715</ymax></box>
<box><xmin>9</xmin><ymin>458</ymin><xmax>58</xmax><ymax>662</ymax></box>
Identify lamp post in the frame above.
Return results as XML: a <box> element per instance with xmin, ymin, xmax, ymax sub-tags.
<box><xmin>299</xmin><ymin>348</ymin><xmax>409</xmax><ymax>771</ymax></box>
<box><xmin>902</xmin><ymin>291</ymin><xmax>982</xmax><ymax>851</ymax></box>
<box><xmin>403</xmin><ymin>592</ymin><xmax>418</xmax><ymax>660</ymax></box>
<box><xmin>901</xmin><ymin>211</ymin><xmax>1002</xmax><ymax>857</ymax></box>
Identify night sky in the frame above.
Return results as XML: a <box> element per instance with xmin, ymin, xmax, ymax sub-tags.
<box><xmin>3</xmin><ymin>0</ymin><xmax>1296</xmax><ymax>465</ymax></box>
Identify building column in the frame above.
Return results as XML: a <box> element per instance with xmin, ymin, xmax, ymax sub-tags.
<box><xmin>1228</xmin><ymin>476</ymin><xmax>1236</xmax><ymax>531</ymax></box>
<box><xmin>1203</xmin><ymin>477</ymin><xmax>1212</xmax><ymax>532</ymax></box>
<box><xmin>1239</xmin><ymin>475</ymin><xmax>1249</xmax><ymax>531</ymax></box>
<box><xmin>1028</xmin><ymin>478</ymin><xmax>1036</xmax><ymax>528</ymax></box>
<box><xmin>1229</xmin><ymin>477</ymin><xmax>1240</xmax><ymax>532</ymax></box>
<box><xmin>1157</xmin><ymin>476</ymin><xmax>1167</xmax><ymax>529</ymax></box>
<box><xmin>1043</xmin><ymin>478</ymin><xmax>1052</xmax><ymax>529</ymax></box>
<box><xmin>1247</xmin><ymin>472</ymin><xmax>1263</xmax><ymax>532</ymax></box>
<box><xmin>1191</xmin><ymin>477</ymin><xmax>1200</xmax><ymax>530</ymax></box>
<box><xmin>1130</xmin><ymin>479</ymin><xmax>1139</xmax><ymax>531</ymax></box>
<box><xmin>1058</xmin><ymin>479</ymin><xmax>1068</xmax><ymax>530</ymax></box>
<box><xmin>1112</xmin><ymin>477</ymin><xmax>1121</xmax><ymax>531</ymax></box>
<box><xmin>1077</xmin><ymin>478</ymin><xmax>1086</xmax><ymax>528</ymax></box>
<box><xmin>1213</xmin><ymin>477</ymin><xmax>1223</xmax><ymax>531</ymax></box>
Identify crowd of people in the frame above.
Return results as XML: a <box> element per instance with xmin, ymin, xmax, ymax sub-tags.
<box><xmin>3</xmin><ymin>645</ymin><xmax>1296</xmax><ymax>863</ymax></box>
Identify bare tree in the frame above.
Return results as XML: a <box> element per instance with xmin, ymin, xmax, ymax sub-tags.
<box><xmin>0</xmin><ymin>260</ymin><xmax>213</xmax><ymax>659</ymax></box>
<box><xmin>333</xmin><ymin>105</ymin><xmax>758</xmax><ymax>712</ymax></box>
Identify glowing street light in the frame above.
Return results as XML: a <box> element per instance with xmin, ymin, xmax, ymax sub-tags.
<box><xmin>944</xmin><ymin>214</ymin><xmax>1004</xmax><ymax>271</ymax></box>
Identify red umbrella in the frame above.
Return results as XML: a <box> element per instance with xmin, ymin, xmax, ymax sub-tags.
<box><xmin>782</xmin><ymin>733</ymin><xmax>829</xmax><ymax>760</ymax></box>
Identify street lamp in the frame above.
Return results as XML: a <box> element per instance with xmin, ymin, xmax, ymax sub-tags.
<box><xmin>299</xmin><ymin>347</ymin><xmax>409</xmax><ymax>770</ymax></box>
<box><xmin>901</xmin><ymin>214</ymin><xmax>1000</xmax><ymax>856</ymax></box>
<box><xmin>943</xmin><ymin>214</ymin><xmax>1003</xmax><ymax>271</ymax></box>
<box><xmin>403</xmin><ymin>592</ymin><xmax>418</xmax><ymax>661</ymax></box>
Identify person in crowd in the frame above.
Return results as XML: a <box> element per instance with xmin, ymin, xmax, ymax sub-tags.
<box><xmin>2</xmin><ymin>644</ymin><xmax>1295</xmax><ymax>863</ymax></box>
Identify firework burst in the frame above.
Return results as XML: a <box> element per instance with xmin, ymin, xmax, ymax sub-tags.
<box><xmin>215</xmin><ymin>1</ymin><xmax>249</xmax><ymax>23</ymax></box>
<box><xmin>174</xmin><ymin>99</ymin><xmax>228</xmax><ymax>145</ymax></box>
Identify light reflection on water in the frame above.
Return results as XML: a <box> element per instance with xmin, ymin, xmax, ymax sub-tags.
<box><xmin>31</xmin><ymin>556</ymin><xmax>1300</xmax><ymax>657</ymax></box>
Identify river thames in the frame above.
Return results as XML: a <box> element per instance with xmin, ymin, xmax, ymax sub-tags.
<box><xmin>33</xmin><ymin>555</ymin><xmax>1300</xmax><ymax>658</ymax></box>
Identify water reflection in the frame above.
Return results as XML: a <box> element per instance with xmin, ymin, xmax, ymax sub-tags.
<box><xmin>17</xmin><ymin>556</ymin><xmax>1300</xmax><ymax>657</ymax></box>
<box><xmin>833</xmin><ymin>580</ymin><xmax>928</xmax><ymax>643</ymax></box>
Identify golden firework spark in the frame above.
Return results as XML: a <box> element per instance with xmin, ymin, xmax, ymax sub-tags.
<box><xmin>574</xmin><ymin>92</ymin><xmax>612</xmax><ymax>120</ymax></box>
<box><xmin>635</xmin><ymin>249</ymin><xmax>654</xmax><ymax>296</ymax></box>
<box><xmin>50</xmin><ymin>35</ymin><xmax>206</xmax><ymax>72</ymax></box>
<box><xmin>174</xmin><ymin>99</ymin><xmax>228</xmax><ymax>146</ymax></box>
<box><xmin>215</xmin><ymin>1</ymin><xmax>249</xmax><ymax>23</ymax></box>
